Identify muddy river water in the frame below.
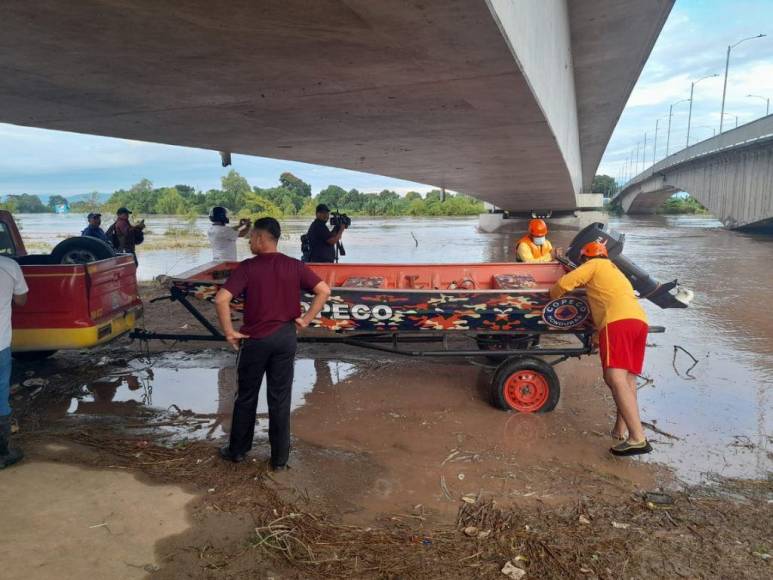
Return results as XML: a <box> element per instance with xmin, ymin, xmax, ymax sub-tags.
<box><xmin>15</xmin><ymin>213</ymin><xmax>773</xmax><ymax>488</ymax></box>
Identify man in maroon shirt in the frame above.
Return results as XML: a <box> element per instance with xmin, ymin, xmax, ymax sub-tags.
<box><xmin>214</xmin><ymin>217</ymin><xmax>330</xmax><ymax>469</ymax></box>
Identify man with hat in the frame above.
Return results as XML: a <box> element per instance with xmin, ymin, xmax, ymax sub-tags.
<box><xmin>207</xmin><ymin>206</ymin><xmax>250</xmax><ymax>262</ymax></box>
<box><xmin>81</xmin><ymin>212</ymin><xmax>108</xmax><ymax>242</ymax></box>
<box><xmin>106</xmin><ymin>207</ymin><xmax>145</xmax><ymax>258</ymax></box>
<box><xmin>549</xmin><ymin>241</ymin><xmax>651</xmax><ymax>457</ymax></box>
<box><xmin>306</xmin><ymin>203</ymin><xmax>346</xmax><ymax>263</ymax></box>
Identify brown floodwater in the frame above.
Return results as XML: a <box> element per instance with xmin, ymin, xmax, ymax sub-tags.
<box><xmin>49</xmin><ymin>215</ymin><xmax>771</xmax><ymax>496</ymax></box>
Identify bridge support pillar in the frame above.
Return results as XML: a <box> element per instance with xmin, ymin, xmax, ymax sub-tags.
<box><xmin>478</xmin><ymin>209</ymin><xmax>606</xmax><ymax>233</ymax></box>
<box><xmin>479</xmin><ymin>193</ymin><xmax>606</xmax><ymax>233</ymax></box>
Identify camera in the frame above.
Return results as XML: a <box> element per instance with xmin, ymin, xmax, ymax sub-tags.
<box><xmin>329</xmin><ymin>212</ymin><xmax>351</xmax><ymax>229</ymax></box>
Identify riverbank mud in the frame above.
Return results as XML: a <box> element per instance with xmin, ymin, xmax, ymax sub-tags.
<box><xmin>5</xmin><ymin>279</ymin><xmax>771</xmax><ymax>579</ymax></box>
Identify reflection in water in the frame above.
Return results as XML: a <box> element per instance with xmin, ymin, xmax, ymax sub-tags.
<box><xmin>67</xmin><ymin>357</ymin><xmax>357</xmax><ymax>441</ymax></box>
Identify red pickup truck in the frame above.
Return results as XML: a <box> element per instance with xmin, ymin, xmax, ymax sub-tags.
<box><xmin>1</xmin><ymin>210</ymin><xmax>143</xmax><ymax>360</ymax></box>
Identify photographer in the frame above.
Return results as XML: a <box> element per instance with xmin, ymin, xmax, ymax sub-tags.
<box><xmin>207</xmin><ymin>206</ymin><xmax>250</xmax><ymax>262</ymax></box>
<box><xmin>306</xmin><ymin>203</ymin><xmax>348</xmax><ymax>263</ymax></box>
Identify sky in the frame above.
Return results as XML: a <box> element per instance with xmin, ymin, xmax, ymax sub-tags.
<box><xmin>598</xmin><ymin>0</ymin><xmax>773</xmax><ymax>181</ymax></box>
<box><xmin>0</xmin><ymin>0</ymin><xmax>771</xmax><ymax>198</ymax></box>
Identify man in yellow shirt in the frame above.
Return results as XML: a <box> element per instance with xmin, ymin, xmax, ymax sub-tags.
<box><xmin>516</xmin><ymin>219</ymin><xmax>554</xmax><ymax>263</ymax></box>
<box><xmin>549</xmin><ymin>241</ymin><xmax>651</xmax><ymax>457</ymax></box>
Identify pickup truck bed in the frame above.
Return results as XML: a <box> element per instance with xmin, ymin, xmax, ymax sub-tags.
<box><xmin>2</xmin><ymin>210</ymin><xmax>142</xmax><ymax>357</ymax></box>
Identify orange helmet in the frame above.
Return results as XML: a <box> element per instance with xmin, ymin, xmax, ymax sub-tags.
<box><xmin>580</xmin><ymin>241</ymin><xmax>608</xmax><ymax>258</ymax></box>
<box><xmin>528</xmin><ymin>218</ymin><xmax>548</xmax><ymax>237</ymax></box>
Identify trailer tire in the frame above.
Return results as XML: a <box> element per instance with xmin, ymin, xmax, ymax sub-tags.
<box><xmin>12</xmin><ymin>350</ymin><xmax>57</xmax><ymax>361</ymax></box>
<box><xmin>51</xmin><ymin>237</ymin><xmax>115</xmax><ymax>264</ymax></box>
<box><xmin>491</xmin><ymin>357</ymin><xmax>560</xmax><ymax>413</ymax></box>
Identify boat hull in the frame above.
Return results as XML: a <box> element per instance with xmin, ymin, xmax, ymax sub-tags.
<box><xmin>172</xmin><ymin>261</ymin><xmax>593</xmax><ymax>334</ymax></box>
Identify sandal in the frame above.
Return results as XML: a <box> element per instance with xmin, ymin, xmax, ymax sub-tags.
<box><xmin>610</xmin><ymin>439</ymin><xmax>652</xmax><ymax>456</ymax></box>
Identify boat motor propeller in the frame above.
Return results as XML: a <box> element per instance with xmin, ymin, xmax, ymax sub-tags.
<box><xmin>566</xmin><ymin>223</ymin><xmax>694</xmax><ymax>309</ymax></box>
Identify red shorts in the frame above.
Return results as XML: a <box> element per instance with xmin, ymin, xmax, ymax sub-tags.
<box><xmin>599</xmin><ymin>319</ymin><xmax>648</xmax><ymax>374</ymax></box>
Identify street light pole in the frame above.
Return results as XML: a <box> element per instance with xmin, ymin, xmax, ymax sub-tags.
<box><xmin>720</xmin><ymin>34</ymin><xmax>766</xmax><ymax>134</ymax></box>
<box><xmin>687</xmin><ymin>74</ymin><xmax>718</xmax><ymax>147</ymax></box>
<box><xmin>666</xmin><ymin>98</ymin><xmax>690</xmax><ymax>156</ymax></box>
<box><xmin>747</xmin><ymin>94</ymin><xmax>770</xmax><ymax>116</ymax></box>
<box><xmin>653</xmin><ymin>119</ymin><xmax>659</xmax><ymax>165</ymax></box>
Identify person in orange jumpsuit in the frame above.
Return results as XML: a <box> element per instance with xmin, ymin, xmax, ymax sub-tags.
<box><xmin>516</xmin><ymin>219</ymin><xmax>555</xmax><ymax>263</ymax></box>
<box><xmin>549</xmin><ymin>241</ymin><xmax>651</xmax><ymax>456</ymax></box>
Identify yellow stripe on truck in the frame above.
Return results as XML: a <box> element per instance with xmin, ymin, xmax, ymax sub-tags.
<box><xmin>11</xmin><ymin>307</ymin><xmax>143</xmax><ymax>352</ymax></box>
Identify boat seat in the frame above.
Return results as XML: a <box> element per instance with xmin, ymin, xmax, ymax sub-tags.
<box><xmin>341</xmin><ymin>276</ymin><xmax>386</xmax><ymax>289</ymax></box>
<box><xmin>492</xmin><ymin>274</ymin><xmax>538</xmax><ymax>290</ymax></box>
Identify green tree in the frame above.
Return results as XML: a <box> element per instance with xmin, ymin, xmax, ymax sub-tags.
<box><xmin>279</xmin><ymin>172</ymin><xmax>312</xmax><ymax>198</ymax></box>
<box><xmin>5</xmin><ymin>194</ymin><xmax>49</xmax><ymax>213</ymax></box>
<box><xmin>239</xmin><ymin>191</ymin><xmax>283</xmax><ymax>220</ymax></box>
<box><xmin>155</xmin><ymin>187</ymin><xmax>187</xmax><ymax>214</ymax></box>
<box><xmin>591</xmin><ymin>174</ymin><xmax>616</xmax><ymax>196</ymax></box>
<box><xmin>220</xmin><ymin>170</ymin><xmax>251</xmax><ymax>211</ymax></box>
<box><xmin>405</xmin><ymin>191</ymin><xmax>422</xmax><ymax>201</ymax></box>
<box><xmin>48</xmin><ymin>195</ymin><xmax>69</xmax><ymax>212</ymax></box>
<box><xmin>317</xmin><ymin>185</ymin><xmax>348</xmax><ymax>209</ymax></box>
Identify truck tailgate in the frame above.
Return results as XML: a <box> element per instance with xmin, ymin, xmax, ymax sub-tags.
<box><xmin>86</xmin><ymin>255</ymin><xmax>141</xmax><ymax>323</ymax></box>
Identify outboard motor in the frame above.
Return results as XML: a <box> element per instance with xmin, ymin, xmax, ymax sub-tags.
<box><xmin>566</xmin><ymin>223</ymin><xmax>694</xmax><ymax>309</ymax></box>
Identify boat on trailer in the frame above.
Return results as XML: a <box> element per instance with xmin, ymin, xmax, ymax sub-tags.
<box><xmin>133</xmin><ymin>224</ymin><xmax>690</xmax><ymax>414</ymax></box>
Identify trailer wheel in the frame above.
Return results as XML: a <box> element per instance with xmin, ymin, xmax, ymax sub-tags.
<box><xmin>12</xmin><ymin>350</ymin><xmax>57</xmax><ymax>361</ymax></box>
<box><xmin>51</xmin><ymin>237</ymin><xmax>115</xmax><ymax>264</ymax></box>
<box><xmin>491</xmin><ymin>357</ymin><xmax>560</xmax><ymax>413</ymax></box>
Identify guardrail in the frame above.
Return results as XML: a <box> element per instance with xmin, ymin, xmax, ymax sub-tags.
<box><xmin>618</xmin><ymin>114</ymin><xmax>773</xmax><ymax>193</ymax></box>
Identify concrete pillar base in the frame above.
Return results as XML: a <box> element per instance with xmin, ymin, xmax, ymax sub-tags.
<box><xmin>478</xmin><ymin>211</ymin><xmax>607</xmax><ymax>233</ymax></box>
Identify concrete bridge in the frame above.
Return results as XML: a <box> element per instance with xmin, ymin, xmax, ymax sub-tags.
<box><xmin>613</xmin><ymin>115</ymin><xmax>773</xmax><ymax>230</ymax></box>
<box><xmin>0</xmin><ymin>1</ymin><xmax>672</xmax><ymax>217</ymax></box>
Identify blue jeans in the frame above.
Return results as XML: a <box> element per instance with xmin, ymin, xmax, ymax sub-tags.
<box><xmin>0</xmin><ymin>347</ymin><xmax>11</xmax><ymax>416</ymax></box>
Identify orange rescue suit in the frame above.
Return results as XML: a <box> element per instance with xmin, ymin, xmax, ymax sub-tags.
<box><xmin>516</xmin><ymin>235</ymin><xmax>553</xmax><ymax>263</ymax></box>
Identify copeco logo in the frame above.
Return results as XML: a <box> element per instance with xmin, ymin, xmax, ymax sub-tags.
<box><xmin>542</xmin><ymin>297</ymin><xmax>590</xmax><ymax>329</ymax></box>
<box><xmin>302</xmin><ymin>300</ymin><xmax>394</xmax><ymax>321</ymax></box>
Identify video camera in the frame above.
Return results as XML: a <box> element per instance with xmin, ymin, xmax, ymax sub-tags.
<box><xmin>329</xmin><ymin>211</ymin><xmax>351</xmax><ymax>229</ymax></box>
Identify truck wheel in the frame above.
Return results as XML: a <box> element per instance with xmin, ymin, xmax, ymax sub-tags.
<box><xmin>12</xmin><ymin>350</ymin><xmax>57</xmax><ymax>361</ymax></box>
<box><xmin>491</xmin><ymin>357</ymin><xmax>560</xmax><ymax>413</ymax></box>
<box><xmin>51</xmin><ymin>237</ymin><xmax>115</xmax><ymax>264</ymax></box>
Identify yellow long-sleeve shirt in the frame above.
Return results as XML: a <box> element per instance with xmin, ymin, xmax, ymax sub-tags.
<box><xmin>549</xmin><ymin>258</ymin><xmax>648</xmax><ymax>330</ymax></box>
<box><xmin>516</xmin><ymin>237</ymin><xmax>554</xmax><ymax>263</ymax></box>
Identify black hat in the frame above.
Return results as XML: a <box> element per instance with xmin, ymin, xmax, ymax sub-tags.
<box><xmin>116</xmin><ymin>207</ymin><xmax>132</xmax><ymax>215</ymax></box>
<box><xmin>87</xmin><ymin>212</ymin><xmax>102</xmax><ymax>219</ymax></box>
<box><xmin>209</xmin><ymin>206</ymin><xmax>229</xmax><ymax>224</ymax></box>
<box><xmin>316</xmin><ymin>203</ymin><xmax>331</xmax><ymax>213</ymax></box>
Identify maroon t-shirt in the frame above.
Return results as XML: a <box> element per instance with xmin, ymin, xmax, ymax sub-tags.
<box><xmin>222</xmin><ymin>252</ymin><xmax>322</xmax><ymax>339</ymax></box>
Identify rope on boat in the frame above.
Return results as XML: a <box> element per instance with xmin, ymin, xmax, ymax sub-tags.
<box><xmin>672</xmin><ymin>345</ymin><xmax>699</xmax><ymax>379</ymax></box>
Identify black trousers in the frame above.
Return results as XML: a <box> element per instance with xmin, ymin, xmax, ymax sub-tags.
<box><xmin>229</xmin><ymin>322</ymin><xmax>297</xmax><ymax>466</ymax></box>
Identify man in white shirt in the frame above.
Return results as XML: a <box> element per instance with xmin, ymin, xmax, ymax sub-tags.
<box><xmin>207</xmin><ymin>206</ymin><xmax>250</xmax><ymax>262</ymax></box>
<box><xmin>1</xmin><ymin>255</ymin><xmax>28</xmax><ymax>469</ymax></box>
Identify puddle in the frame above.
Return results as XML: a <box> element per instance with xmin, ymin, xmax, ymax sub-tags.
<box><xmin>64</xmin><ymin>353</ymin><xmax>356</xmax><ymax>440</ymax></box>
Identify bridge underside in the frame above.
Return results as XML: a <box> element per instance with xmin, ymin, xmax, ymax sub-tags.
<box><xmin>620</xmin><ymin>142</ymin><xmax>773</xmax><ymax>229</ymax></box>
<box><xmin>0</xmin><ymin>0</ymin><xmax>671</xmax><ymax>211</ymax></box>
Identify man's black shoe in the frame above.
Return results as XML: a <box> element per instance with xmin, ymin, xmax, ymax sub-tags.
<box><xmin>219</xmin><ymin>445</ymin><xmax>245</xmax><ymax>463</ymax></box>
<box><xmin>270</xmin><ymin>462</ymin><xmax>290</xmax><ymax>472</ymax></box>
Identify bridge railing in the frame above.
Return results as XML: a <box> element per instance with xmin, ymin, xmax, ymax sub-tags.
<box><xmin>620</xmin><ymin>114</ymin><xmax>773</xmax><ymax>192</ymax></box>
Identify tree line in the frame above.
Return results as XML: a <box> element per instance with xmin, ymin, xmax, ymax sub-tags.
<box><xmin>1</xmin><ymin>171</ymin><xmax>486</xmax><ymax>217</ymax></box>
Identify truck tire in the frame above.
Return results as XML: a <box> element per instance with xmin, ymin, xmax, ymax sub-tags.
<box><xmin>51</xmin><ymin>237</ymin><xmax>115</xmax><ymax>264</ymax></box>
<box><xmin>12</xmin><ymin>350</ymin><xmax>57</xmax><ymax>361</ymax></box>
<box><xmin>491</xmin><ymin>356</ymin><xmax>560</xmax><ymax>413</ymax></box>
